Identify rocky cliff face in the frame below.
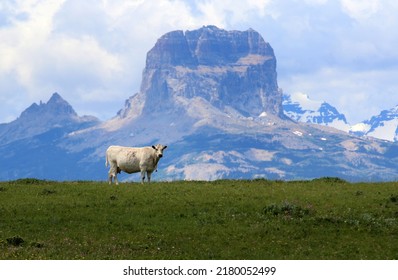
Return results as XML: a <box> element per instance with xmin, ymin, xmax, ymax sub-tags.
<box><xmin>121</xmin><ymin>26</ymin><xmax>283</xmax><ymax>121</ymax></box>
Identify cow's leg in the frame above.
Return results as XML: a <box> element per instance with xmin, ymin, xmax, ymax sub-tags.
<box><xmin>108</xmin><ymin>167</ymin><xmax>114</xmax><ymax>185</ymax></box>
<box><xmin>108</xmin><ymin>164</ymin><xmax>119</xmax><ymax>185</ymax></box>
<box><xmin>147</xmin><ymin>171</ymin><xmax>153</xmax><ymax>183</ymax></box>
<box><xmin>108</xmin><ymin>172</ymin><xmax>113</xmax><ymax>184</ymax></box>
<box><xmin>140</xmin><ymin>169</ymin><xmax>146</xmax><ymax>184</ymax></box>
<box><xmin>114</xmin><ymin>173</ymin><xmax>119</xmax><ymax>185</ymax></box>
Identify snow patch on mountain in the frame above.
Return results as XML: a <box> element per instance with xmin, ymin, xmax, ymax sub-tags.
<box><xmin>289</xmin><ymin>92</ymin><xmax>322</xmax><ymax>111</ymax></box>
<box><xmin>367</xmin><ymin>120</ymin><xmax>398</xmax><ymax>141</ymax></box>
<box><xmin>350</xmin><ymin>123</ymin><xmax>371</xmax><ymax>134</ymax></box>
<box><xmin>355</xmin><ymin>105</ymin><xmax>398</xmax><ymax>141</ymax></box>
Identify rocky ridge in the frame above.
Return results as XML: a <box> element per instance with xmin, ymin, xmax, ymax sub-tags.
<box><xmin>0</xmin><ymin>93</ymin><xmax>99</xmax><ymax>146</ymax></box>
<box><xmin>282</xmin><ymin>92</ymin><xmax>350</xmax><ymax>132</ymax></box>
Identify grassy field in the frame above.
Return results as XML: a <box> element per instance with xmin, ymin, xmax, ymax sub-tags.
<box><xmin>0</xmin><ymin>178</ymin><xmax>397</xmax><ymax>260</ymax></box>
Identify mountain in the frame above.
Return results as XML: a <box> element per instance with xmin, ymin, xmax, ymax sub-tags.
<box><xmin>0</xmin><ymin>92</ymin><xmax>99</xmax><ymax>146</ymax></box>
<box><xmin>282</xmin><ymin>92</ymin><xmax>398</xmax><ymax>143</ymax></box>
<box><xmin>114</xmin><ymin>25</ymin><xmax>283</xmax><ymax>130</ymax></box>
<box><xmin>350</xmin><ymin>105</ymin><xmax>398</xmax><ymax>141</ymax></box>
<box><xmin>66</xmin><ymin>25</ymin><xmax>285</xmax><ymax>153</ymax></box>
<box><xmin>283</xmin><ymin>92</ymin><xmax>350</xmax><ymax>132</ymax></box>
<box><xmin>1</xmin><ymin>26</ymin><xmax>398</xmax><ymax>182</ymax></box>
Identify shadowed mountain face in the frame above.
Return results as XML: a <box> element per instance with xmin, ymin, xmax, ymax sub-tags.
<box><xmin>1</xmin><ymin>26</ymin><xmax>398</xmax><ymax>182</ymax></box>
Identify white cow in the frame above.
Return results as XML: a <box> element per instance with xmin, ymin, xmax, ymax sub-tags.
<box><xmin>105</xmin><ymin>144</ymin><xmax>168</xmax><ymax>184</ymax></box>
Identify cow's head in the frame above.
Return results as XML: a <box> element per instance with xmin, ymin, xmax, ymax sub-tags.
<box><xmin>152</xmin><ymin>144</ymin><xmax>168</xmax><ymax>158</ymax></box>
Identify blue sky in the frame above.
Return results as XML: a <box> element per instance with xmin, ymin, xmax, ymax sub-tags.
<box><xmin>1</xmin><ymin>0</ymin><xmax>397</xmax><ymax>124</ymax></box>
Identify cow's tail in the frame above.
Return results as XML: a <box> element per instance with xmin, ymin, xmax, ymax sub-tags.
<box><xmin>105</xmin><ymin>152</ymin><xmax>109</xmax><ymax>167</ymax></box>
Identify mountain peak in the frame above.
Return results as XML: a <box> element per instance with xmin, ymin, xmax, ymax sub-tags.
<box><xmin>48</xmin><ymin>92</ymin><xmax>65</xmax><ymax>104</ymax></box>
<box><xmin>354</xmin><ymin>104</ymin><xmax>398</xmax><ymax>141</ymax></box>
<box><xmin>124</xmin><ymin>26</ymin><xmax>283</xmax><ymax>121</ymax></box>
<box><xmin>20</xmin><ymin>92</ymin><xmax>77</xmax><ymax>120</ymax></box>
<box><xmin>0</xmin><ymin>93</ymin><xmax>98</xmax><ymax>146</ymax></box>
<box><xmin>145</xmin><ymin>26</ymin><xmax>275</xmax><ymax>69</ymax></box>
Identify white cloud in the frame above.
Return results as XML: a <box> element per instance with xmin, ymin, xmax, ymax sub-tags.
<box><xmin>195</xmin><ymin>0</ymin><xmax>274</xmax><ymax>26</ymax></box>
<box><xmin>0</xmin><ymin>0</ymin><xmax>66</xmax><ymax>101</ymax></box>
<box><xmin>304</xmin><ymin>0</ymin><xmax>328</xmax><ymax>5</ymax></box>
<box><xmin>340</xmin><ymin>0</ymin><xmax>380</xmax><ymax>20</ymax></box>
<box><xmin>0</xmin><ymin>0</ymin><xmax>127</xmax><ymax>114</ymax></box>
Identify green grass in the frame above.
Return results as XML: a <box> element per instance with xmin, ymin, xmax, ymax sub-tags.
<box><xmin>0</xmin><ymin>178</ymin><xmax>397</xmax><ymax>259</ymax></box>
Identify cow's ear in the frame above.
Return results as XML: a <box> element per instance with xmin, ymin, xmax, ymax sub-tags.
<box><xmin>152</xmin><ymin>145</ymin><xmax>156</xmax><ymax>150</ymax></box>
<box><xmin>163</xmin><ymin>146</ymin><xmax>168</xmax><ymax>150</ymax></box>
